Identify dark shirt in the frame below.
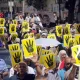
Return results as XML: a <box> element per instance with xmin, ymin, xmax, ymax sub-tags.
<box><xmin>9</xmin><ymin>73</ymin><xmax>35</xmax><ymax>80</ymax></box>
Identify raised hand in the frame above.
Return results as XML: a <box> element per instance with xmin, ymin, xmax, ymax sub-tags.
<box><xmin>45</xmin><ymin>55</ymin><xmax>53</xmax><ymax>67</ymax></box>
<box><xmin>13</xmin><ymin>52</ymin><xmax>21</xmax><ymax>63</ymax></box>
<box><xmin>24</xmin><ymin>40</ymin><xmax>34</xmax><ymax>53</ymax></box>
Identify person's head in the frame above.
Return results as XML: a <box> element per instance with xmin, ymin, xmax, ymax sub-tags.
<box><xmin>18</xmin><ymin>62</ymin><xmax>28</xmax><ymax>75</ymax></box>
<box><xmin>15</xmin><ymin>38</ymin><xmax>20</xmax><ymax>43</ymax></box>
<box><xmin>58</xmin><ymin>50</ymin><xmax>67</xmax><ymax>61</ymax></box>
<box><xmin>64</xmin><ymin>57</ymin><xmax>73</xmax><ymax>71</ymax></box>
<box><xmin>43</xmin><ymin>15</ymin><xmax>50</xmax><ymax>23</ymax></box>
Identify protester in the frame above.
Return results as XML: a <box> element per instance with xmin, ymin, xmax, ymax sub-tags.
<box><xmin>9</xmin><ymin>62</ymin><xmax>35</xmax><ymax>80</ymax></box>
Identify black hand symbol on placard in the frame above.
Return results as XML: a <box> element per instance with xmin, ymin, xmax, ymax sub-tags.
<box><xmin>57</xmin><ymin>27</ymin><xmax>62</xmax><ymax>34</ymax></box>
<box><xmin>24</xmin><ymin>34</ymin><xmax>28</xmax><ymax>39</ymax></box>
<box><xmin>13</xmin><ymin>52</ymin><xmax>21</xmax><ymax>63</ymax></box>
<box><xmin>45</xmin><ymin>55</ymin><xmax>53</xmax><ymax>67</ymax></box>
<box><xmin>24</xmin><ymin>40</ymin><xmax>34</xmax><ymax>53</ymax></box>
<box><xmin>44</xmin><ymin>51</ymin><xmax>49</xmax><ymax>55</ymax></box>
<box><xmin>74</xmin><ymin>48</ymin><xmax>80</xmax><ymax>60</ymax></box>
<box><xmin>0</xmin><ymin>20</ymin><xmax>3</xmax><ymax>24</ymax></box>
<box><xmin>12</xmin><ymin>45</ymin><xmax>18</xmax><ymax>51</ymax></box>
<box><xmin>65</xmin><ymin>28</ymin><xmax>69</xmax><ymax>34</ymax></box>
<box><xmin>37</xmin><ymin>47</ymin><xmax>41</xmax><ymax>56</ymax></box>
<box><xmin>11</xmin><ymin>26</ymin><xmax>15</xmax><ymax>31</ymax></box>
<box><xmin>76</xmin><ymin>25</ymin><xmax>80</xmax><ymax>33</ymax></box>
<box><xmin>69</xmin><ymin>40</ymin><xmax>74</xmax><ymax>47</ymax></box>
<box><xmin>0</xmin><ymin>28</ymin><xmax>3</xmax><ymax>34</ymax></box>
<box><xmin>76</xmin><ymin>38</ymin><xmax>80</xmax><ymax>45</ymax></box>
<box><xmin>12</xmin><ymin>36</ymin><xmax>16</xmax><ymax>41</ymax></box>
<box><xmin>65</xmin><ymin>36</ymin><xmax>70</xmax><ymax>44</ymax></box>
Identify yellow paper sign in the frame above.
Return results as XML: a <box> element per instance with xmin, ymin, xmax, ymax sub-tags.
<box><xmin>36</xmin><ymin>33</ymin><xmax>40</xmax><ymax>39</ymax></box>
<box><xmin>64</xmin><ymin>34</ymin><xmax>72</xmax><ymax>47</ymax></box>
<box><xmin>75</xmin><ymin>34</ymin><xmax>80</xmax><ymax>45</ymax></box>
<box><xmin>56</xmin><ymin>25</ymin><xmax>62</xmax><ymax>37</ymax></box>
<box><xmin>47</xmin><ymin>34</ymin><xmax>56</xmax><ymax>39</ymax></box>
<box><xmin>22</xmin><ymin>21</ymin><xmax>30</xmax><ymax>32</ymax></box>
<box><xmin>22</xmin><ymin>38</ymin><xmax>37</xmax><ymax>58</ymax></box>
<box><xmin>0</xmin><ymin>27</ymin><xmax>4</xmax><ymax>35</ymax></box>
<box><xmin>0</xmin><ymin>18</ymin><xmax>5</xmax><ymax>27</ymax></box>
<box><xmin>10</xmin><ymin>50</ymin><xmax>23</xmax><ymax>67</ymax></box>
<box><xmin>9</xmin><ymin>24</ymin><xmax>16</xmax><ymax>34</ymax></box>
<box><xmin>43</xmin><ymin>53</ymin><xmax>56</xmax><ymax>69</ymax></box>
<box><xmin>64</xmin><ymin>24</ymin><xmax>71</xmax><ymax>34</ymax></box>
<box><xmin>8</xmin><ymin>44</ymin><xmax>20</xmax><ymax>51</ymax></box>
<box><xmin>76</xmin><ymin>24</ymin><xmax>80</xmax><ymax>34</ymax></box>
<box><xmin>72</xmin><ymin>45</ymin><xmax>80</xmax><ymax>66</ymax></box>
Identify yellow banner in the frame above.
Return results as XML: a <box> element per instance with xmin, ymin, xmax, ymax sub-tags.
<box><xmin>75</xmin><ymin>34</ymin><xmax>80</xmax><ymax>45</ymax></box>
<box><xmin>8</xmin><ymin>44</ymin><xmax>20</xmax><ymax>51</ymax></box>
<box><xmin>71</xmin><ymin>45</ymin><xmax>80</xmax><ymax>66</ymax></box>
<box><xmin>56</xmin><ymin>25</ymin><xmax>62</xmax><ymax>37</ymax></box>
<box><xmin>10</xmin><ymin>50</ymin><xmax>23</xmax><ymax>67</ymax></box>
<box><xmin>64</xmin><ymin>34</ymin><xmax>72</xmax><ymax>47</ymax></box>
<box><xmin>64</xmin><ymin>24</ymin><xmax>71</xmax><ymax>34</ymax></box>
<box><xmin>22</xmin><ymin>21</ymin><xmax>30</xmax><ymax>32</ymax></box>
<box><xmin>0</xmin><ymin>27</ymin><xmax>4</xmax><ymax>35</ymax></box>
<box><xmin>47</xmin><ymin>34</ymin><xmax>56</xmax><ymax>39</ymax></box>
<box><xmin>9</xmin><ymin>24</ymin><xmax>16</xmax><ymax>34</ymax></box>
<box><xmin>76</xmin><ymin>24</ymin><xmax>80</xmax><ymax>34</ymax></box>
<box><xmin>22</xmin><ymin>38</ymin><xmax>37</xmax><ymax>58</ymax></box>
<box><xmin>0</xmin><ymin>18</ymin><xmax>5</xmax><ymax>27</ymax></box>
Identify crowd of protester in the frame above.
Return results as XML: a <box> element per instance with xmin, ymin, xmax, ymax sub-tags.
<box><xmin>0</xmin><ymin>12</ymin><xmax>79</xmax><ymax>80</ymax></box>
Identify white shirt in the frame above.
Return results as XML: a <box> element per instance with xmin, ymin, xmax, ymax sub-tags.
<box><xmin>9</xmin><ymin>66</ymin><xmax>35</xmax><ymax>77</ymax></box>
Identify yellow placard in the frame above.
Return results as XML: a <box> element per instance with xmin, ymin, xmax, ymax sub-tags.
<box><xmin>36</xmin><ymin>33</ymin><xmax>40</xmax><ymax>39</ymax></box>
<box><xmin>71</xmin><ymin>45</ymin><xmax>80</xmax><ymax>66</ymax></box>
<box><xmin>11</xmin><ymin>33</ymin><xmax>18</xmax><ymax>41</ymax></box>
<box><xmin>8</xmin><ymin>44</ymin><xmax>20</xmax><ymax>51</ymax></box>
<box><xmin>64</xmin><ymin>34</ymin><xmax>72</xmax><ymax>47</ymax></box>
<box><xmin>75</xmin><ymin>34</ymin><xmax>80</xmax><ymax>45</ymax></box>
<box><xmin>12</xmin><ymin>20</ymin><xmax>17</xmax><ymax>26</ymax></box>
<box><xmin>9</xmin><ymin>24</ymin><xmax>16</xmax><ymax>34</ymax></box>
<box><xmin>22</xmin><ymin>21</ymin><xmax>30</xmax><ymax>32</ymax></box>
<box><xmin>42</xmin><ymin>53</ymin><xmax>56</xmax><ymax>69</ymax></box>
<box><xmin>56</xmin><ymin>25</ymin><xmax>62</xmax><ymax>37</ymax></box>
<box><xmin>22</xmin><ymin>38</ymin><xmax>37</xmax><ymax>58</ymax></box>
<box><xmin>0</xmin><ymin>27</ymin><xmax>4</xmax><ymax>35</ymax></box>
<box><xmin>64</xmin><ymin>24</ymin><xmax>71</xmax><ymax>34</ymax></box>
<box><xmin>0</xmin><ymin>18</ymin><xmax>5</xmax><ymax>27</ymax></box>
<box><xmin>76</xmin><ymin>24</ymin><xmax>80</xmax><ymax>34</ymax></box>
<box><xmin>10</xmin><ymin>50</ymin><xmax>23</xmax><ymax>67</ymax></box>
<box><xmin>68</xmin><ymin>38</ymin><xmax>75</xmax><ymax>48</ymax></box>
<box><xmin>47</xmin><ymin>34</ymin><xmax>56</xmax><ymax>39</ymax></box>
